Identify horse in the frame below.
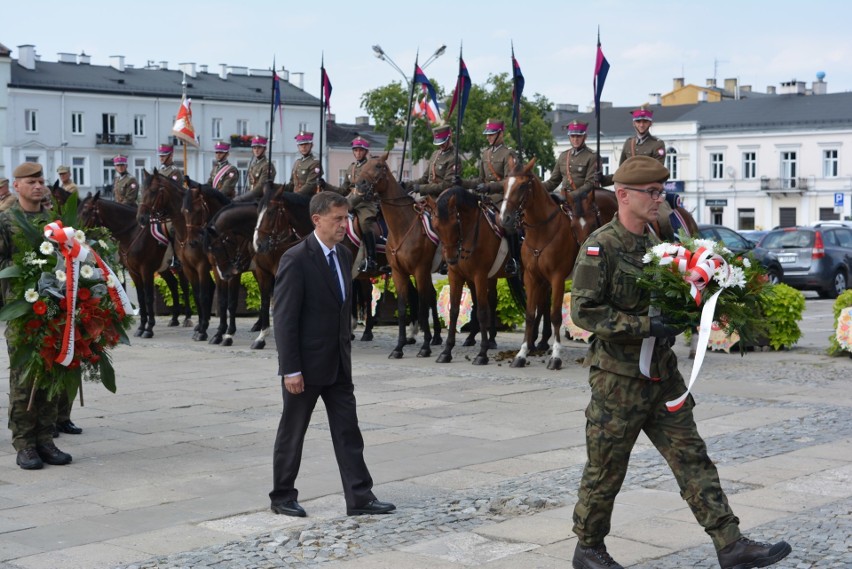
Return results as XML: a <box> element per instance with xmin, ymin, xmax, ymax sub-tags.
<box><xmin>500</xmin><ymin>160</ymin><xmax>596</xmax><ymax>370</ymax></box>
<box><xmin>138</xmin><ymin>170</ymin><xmax>216</xmax><ymax>341</ymax></box>
<box><xmin>432</xmin><ymin>186</ymin><xmax>525</xmax><ymax>365</ymax></box>
<box><xmin>355</xmin><ymin>153</ymin><xmax>443</xmax><ymax>358</ymax></box>
<box><xmin>584</xmin><ymin>186</ymin><xmax>699</xmax><ymax>241</ymax></box>
<box><xmin>78</xmin><ymin>192</ymin><xmax>193</xmax><ymax>338</ymax></box>
<box><xmin>49</xmin><ymin>180</ymin><xmax>74</xmax><ymax>210</ymax></box>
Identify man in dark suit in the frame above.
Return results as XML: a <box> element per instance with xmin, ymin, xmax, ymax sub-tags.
<box><xmin>270</xmin><ymin>191</ymin><xmax>396</xmax><ymax>517</ymax></box>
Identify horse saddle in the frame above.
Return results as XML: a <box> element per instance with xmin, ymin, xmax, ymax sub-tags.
<box><xmin>345</xmin><ymin>213</ymin><xmax>388</xmax><ymax>252</ymax></box>
<box><xmin>480</xmin><ymin>201</ymin><xmax>505</xmax><ymax>240</ymax></box>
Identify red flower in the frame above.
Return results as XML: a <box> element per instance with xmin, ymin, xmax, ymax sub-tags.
<box><xmin>26</xmin><ymin>319</ymin><xmax>41</xmax><ymax>330</ymax></box>
<box><xmin>78</xmin><ymin>288</ymin><xmax>92</xmax><ymax>301</ymax></box>
<box><xmin>32</xmin><ymin>301</ymin><xmax>47</xmax><ymax>315</ymax></box>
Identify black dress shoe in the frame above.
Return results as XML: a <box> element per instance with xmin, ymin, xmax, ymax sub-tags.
<box><xmin>16</xmin><ymin>448</ymin><xmax>44</xmax><ymax>470</ymax></box>
<box><xmin>271</xmin><ymin>500</ymin><xmax>306</xmax><ymax>517</ymax></box>
<box><xmin>717</xmin><ymin>536</ymin><xmax>792</xmax><ymax>569</ymax></box>
<box><xmin>56</xmin><ymin>420</ymin><xmax>82</xmax><ymax>435</ymax></box>
<box><xmin>347</xmin><ymin>499</ymin><xmax>396</xmax><ymax>516</ymax></box>
<box><xmin>35</xmin><ymin>443</ymin><xmax>72</xmax><ymax>465</ymax></box>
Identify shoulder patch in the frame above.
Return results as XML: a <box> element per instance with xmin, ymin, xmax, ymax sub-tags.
<box><xmin>586</xmin><ymin>246</ymin><xmax>600</xmax><ymax>256</ymax></box>
<box><xmin>657</xmin><ymin>148</ymin><xmax>666</xmax><ymax>156</ymax></box>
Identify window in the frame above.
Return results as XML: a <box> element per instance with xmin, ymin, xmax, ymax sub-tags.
<box><xmin>600</xmin><ymin>156</ymin><xmax>611</xmax><ymax>176</ymax></box>
<box><xmin>742</xmin><ymin>151</ymin><xmax>756</xmax><ymax>179</ymax></box>
<box><xmin>823</xmin><ymin>149</ymin><xmax>839</xmax><ymax>178</ymax></box>
<box><xmin>102</xmin><ymin>159</ymin><xmax>115</xmax><ymax>191</ymax></box>
<box><xmin>710</xmin><ymin>153</ymin><xmax>724</xmax><ymax>180</ymax></box>
<box><xmin>134</xmin><ymin>115</ymin><xmax>146</xmax><ymax>137</ymax></box>
<box><xmin>737</xmin><ymin>208</ymin><xmax>755</xmax><ymax>230</ymax></box>
<box><xmin>102</xmin><ymin>113</ymin><xmax>116</xmax><ymax>134</ymax></box>
<box><xmin>134</xmin><ymin>158</ymin><xmax>147</xmax><ymax>182</ymax></box>
<box><xmin>778</xmin><ymin>206</ymin><xmax>797</xmax><ymax>228</ymax></box>
<box><xmin>237</xmin><ymin>119</ymin><xmax>249</xmax><ymax>136</ymax></box>
<box><xmin>235</xmin><ymin>159</ymin><xmax>250</xmax><ymax>193</ymax></box>
<box><xmin>71</xmin><ymin>112</ymin><xmax>84</xmax><ymax>135</ymax></box>
<box><xmin>835</xmin><ymin>229</ymin><xmax>852</xmax><ymax>248</ymax></box>
<box><xmin>212</xmin><ymin>118</ymin><xmax>222</xmax><ymax>140</ymax></box>
<box><xmin>71</xmin><ymin>157</ymin><xmax>86</xmax><ymax>186</ymax></box>
<box><xmin>664</xmin><ymin>149</ymin><xmax>678</xmax><ymax>179</ymax></box>
<box><xmin>781</xmin><ymin>151</ymin><xmax>797</xmax><ymax>188</ymax></box>
<box><xmin>25</xmin><ymin>109</ymin><xmax>38</xmax><ymax>133</ymax></box>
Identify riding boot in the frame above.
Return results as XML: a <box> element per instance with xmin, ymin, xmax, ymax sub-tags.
<box><xmin>505</xmin><ymin>233</ymin><xmax>521</xmax><ymax>277</ymax></box>
<box><xmin>358</xmin><ymin>232</ymin><xmax>379</xmax><ymax>273</ymax></box>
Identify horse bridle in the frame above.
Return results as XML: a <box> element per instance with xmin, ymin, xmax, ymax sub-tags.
<box><xmin>509</xmin><ymin>174</ymin><xmax>584</xmax><ymax>259</ymax></box>
<box><xmin>444</xmin><ymin>198</ymin><xmax>484</xmax><ymax>265</ymax></box>
<box><xmin>254</xmin><ymin>197</ymin><xmax>306</xmax><ymax>252</ymax></box>
<box><xmin>210</xmin><ymin>230</ymin><xmax>253</xmax><ymax>276</ymax></box>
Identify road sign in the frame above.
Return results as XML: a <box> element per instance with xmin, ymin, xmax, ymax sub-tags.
<box><xmin>835</xmin><ymin>193</ymin><xmax>844</xmax><ymax>207</ymax></box>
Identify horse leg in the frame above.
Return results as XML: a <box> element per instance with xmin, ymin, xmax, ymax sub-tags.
<box><xmin>159</xmin><ymin>270</ymin><xmax>181</xmax><ymax>326</ymax></box>
<box><xmin>196</xmin><ymin>273</ymin><xmax>214</xmax><ymax>342</ymax></box>
<box><xmin>436</xmin><ymin>271</ymin><xmax>462</xmax><ymax>363</ymax></box>
<box><xmin>405</xmin><ymin>281</ymin><xmax>418</xmax><ymax>344</ymax></box>
<box><xmin>512</xmin><ymin>274</ymin><xmax>542</xmax><ymax>368</ymax></box>
<box><xmin>414</xmin><ymin>270</ymin><xmax>433</xmax><ymax>358</ymax></box>
<box><xmin>471</xmin><ymin>277</ymin><xmax>492</xmax><ymax>365</ymax></box>
<box><xmin>141</xmin><ymin>272</ymin><xmax>156</xmax><ymax>338</ymax></box>
<box><xmin>251</xmin><ymin>269</ymin><xmax>272</xmax><ymax>350</ymax></box>
<box><xmin>546</xmin><ymin>281</ymin><xmax>566</xmax><ymax>370</ymax></box>
<box><xmin>358</xmin><ymin>281</ymin><xmax>374</xmax><ymax>342</ymax></box>
<box><xmin>209</xmin><ymin>276</ymin><xmax>228</xmax><ymax>345</ymax></box>
<box><xmin>537</xmin><ymin>290</ymin><xmax>553</xmax><ymax>351</ymax></box>
<box><xmin>487</xmin><ymin>279</ymin><xmax>498</xmax><ymax>350</ymax></box>
<box><xmin>178</xmin><ymin>271</ymin><xmax>194</xmax><ymax>327</ymax></box>
<box><xmin>389</xmin><ymin>271</ymin><xmax>410</xmax><ymax>358</ymax></box>
<box><xmin>220</xmin><ymin>278</ymin><xmax>239</xmax><ymax>347</ymax></box>
<box><xmin>128</xmin><ymin>271</ymin><xmax>147</xmax><ymax>337</ymax></box>
<box><xmin>429</xmin><ymin>284</ymin><xmax>442</xmax><ymax>345</ymax></box>
<box><xmin>463</xmin><ymin>282</ymin><xmax>478</xmax><ymax>347</ymax></box>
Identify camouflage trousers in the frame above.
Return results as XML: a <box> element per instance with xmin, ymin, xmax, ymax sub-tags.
<box><xmin>573</xmin><ymin>366</ymin><xmax>742</xmax><ymax>551</ymax></box>
<box><xmin>56</xmin><ymin>391</ymin><xmax>73</xmax><ymax>422</ymax></box>
<box><xmin>7</xmin><ymin>358</ymin><xmax>58</xmax><ymax>451</ymax></box>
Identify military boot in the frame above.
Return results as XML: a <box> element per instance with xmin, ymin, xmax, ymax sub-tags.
<box><xmin>16</xmin><ymin>448</ymin><xmax>44</xmax><ymax>470</ymax></box>
<box><xmin>572</xmin><ymin>543</ymin><xmax>624</xmax><ymax>569</ymax></box>
<box><xmin>504</xmin><ymin>233</ymin><xmax>522</xmax><ymax>277</ymax></box>
<box><xmin>717</xmin><ymin>536</ymin><xmax>791</xmax><ymax>569</ymax></box>
<box><xmin>35</xmin><ymin>443</ymin><xmax>72</xmax><ymax>465</ymax></box>
<box><xmin>358</xmin><ymin>232</ymin><xmax>378</xmax><ymax>273</ymax></box>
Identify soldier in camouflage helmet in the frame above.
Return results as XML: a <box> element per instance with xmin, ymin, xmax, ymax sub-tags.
<box><xmin>112</xmin><ymin>155</ymin><xmax>139</xmax><ymax>206</ymax></box>
<box><xmin>56</xmin><ymin>165</ymin><xmax>78</xmax><ymax>194</ymax></box>
<box><xmin>406</xmin><ymin>125</ymin><xmax>457</xmax><ymax>198</ymax></box>
<box><xmin>619</xmin><ymin>104</ymin><xmax>666</xmax><ymax>165</ymax></box>
<box><xmin>235</xmin><ymin>136</ymin><xmax>276</xmax><ymax>203</ymax></box>
<box><xmin>284</xmin><ymin>132</ymin><xmax>324</xmax><ymax>197</ymax></box>
<box><xmin>568</xmin><ymin>156</ymin><xmax>791</xmax><ymax>569</ymax></box>
<box><xmin>0</xmin><ymin>177</ymin><xmax>17</xmax><ymax>212</ymax></box>
<box><xmin>157</xmin><ymin>144</ymin><xmax>184</xmax><ymax>184</ymax></box>
<box><xmin>208</xmin><ymin>142</ymin><xmax>240</xmax><ymax>198</ymax></box>
<box><xmin>543</xmin><ymin>120</ymin><xmax>599</xmax><ymax>198</ymax></box>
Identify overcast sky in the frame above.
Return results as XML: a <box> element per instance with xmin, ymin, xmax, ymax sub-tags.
<box><xmin>6</xmin><ymin>0</ymin><xmax>852</xmax><ymax>124</ymax></box>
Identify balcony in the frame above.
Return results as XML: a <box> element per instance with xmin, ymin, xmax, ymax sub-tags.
<box><xmin>96</xmin><ymin>133</ymin><xmax>133</xmax><ymax>146</ymax></box>
<box><xmin>759</xmin><ymin>176</ymin><xmax>808</xmax><ymax>195</ymax></box>
<box><xmin>230</xmin><ymin>135</ymin><xmax>252</xmax><ymax>148</ymax></box>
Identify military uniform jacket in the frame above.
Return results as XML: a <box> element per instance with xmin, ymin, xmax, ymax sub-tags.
<box><xmin>159</xmin><ymin>163</ymin><xmax>184</xmax><ymax>184</ymax></box>
<box><xmin>327</xmin><ymin>159</ymin><xmax>378</xmax><ymax>219</ymax></box>
<box><xmin>208</xmin><ymin>161</ymin><xmax>240</xmax><ymax>198</ymax></box>
<box><xmin>0</xmin><ymin>202</ymin><xmax>48</xmax><ymax>299</ymax></box>
<box><xmin>287</xmin><ymin>154</ymin><xmax>323</xmax><ymax>197</ymax></box>
<box><xmin>570</xmin><ymin>214</ymin><xmax>677</xmax><ymax>379</ymax></box>
<box><xmin>619</xmin><ymin>134</ymin><xmax>666</xmax><ymax>165</ymax></box>
<box><xmin>543</xmin><ymin>145</ymin><xmax>598</xmax><ymax>195</ymax></box>
<box><xmin>412</xmin><ymin>146</ymin><xmax>457</xmax><ymax>197</ymax></box>
<box><xmin>247</xmin><ymin>156</ymin><xmax>276</xmax><ymax>197</ymax></box>
<box><xmin>0</xmin><ymin>194</ymin><xmax>18</xmax><ymax>212</ymax></box>
<box><xmin>113</xmin><ymin>173</ymin><xmax>139</xmax><ymax>206</ymax></box>
<box><xmin>462</xmin><ymin>144</ymin><xmax>517</xmax><ymax>203</ymax></box>
<box><xmin>61</xmin><ymin>181</ymin><xmax>79</xmax><ymax>194</ymax></box>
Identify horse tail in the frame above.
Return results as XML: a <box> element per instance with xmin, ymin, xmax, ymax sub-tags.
<box><xmin>505</xmin><ymin>273</ymin><xmax>527</xmax><ymax>314</ymax></box>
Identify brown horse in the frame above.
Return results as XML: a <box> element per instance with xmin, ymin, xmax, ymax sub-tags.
<box><xmin>355</xmin><ymin>153</ymin><xmax>442</xmax><ymax>358</ymax></box>
<box><xmin>584</xmin><ymin>186</ymin><xmax>698</xmax><ymax>241</ymax></box>
<box><xmin>79</xmin><ymin>192</ymin><xmax>193</xmax><ymax>337</ymax></box>
<box><xmin>500</xmin><ymin>160</ymin><xmax>594</xmax><ymax>370</ymax></box>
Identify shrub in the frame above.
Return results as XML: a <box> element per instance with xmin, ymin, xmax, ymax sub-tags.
<box><xmin>759</xmin><ymin>283</ymin><xmax>805</xmax><ymax>350</ymax></box>
<box><xmin>827</xmin><ymin>289</ymin><xmax>852</xmax><ymax>356</ymax></box>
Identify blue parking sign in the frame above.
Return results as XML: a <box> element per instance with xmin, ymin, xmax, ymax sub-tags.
<box><xmin>835</xmin><ymin>193</ymin><xmax>844</xmax><ymax>207</ymax></box>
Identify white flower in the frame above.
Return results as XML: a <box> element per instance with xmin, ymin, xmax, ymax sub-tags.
<box><xmin>40</xmin><ymin>241</ymin><xmax>54</xmax><ymax>255</ymax></box>
<box><xmin>720</xmin><ymin>246</ymin><xmax>733</xmax><ymax>257</ymax></box>
<box><xmin>98</xmin><ymin>240</ymin><xmax>108</xmax><ymax>250</ymax></box>
<box><xmin>74</xmin><ymin>230</ymin><xmax>86</xmax><ymax>243</ymax></box>
<box><xmin>642</xmin><ymin>253</ymin><xmax>653</xmax><ymax>264</ymax></box>
<box><xmin>715</xmin><ymin>265</ymin><xmax>746</xmax><ymax>289</ymax></box>
<box><xmin>692</xmin><ymin>238</ymin><xmax>718</xmax><ymax>252</ymax></box>
<box><xmin>24</xmin><ymin>289</ymin><xmax>39</xmax><ymax>303</ymax></box>
<box><xmin>742</xmin><ymin>257</ymin><xmax>751</xmax><ymax>269</ymax></box>
<box><xmin>80</xmin><ymin>265</ymin><xmax>95</xmax><ymax>279</ymax></box>
<box><xmin>33</xmin><ymin>258</ymin><xmax>48</xmax><ymax>267</ymax></box>
<box><xmin>105</xmin><ymin>274</ymin><xmax>117</xmax><ymax>288</ymax></box>
<box><xmin>55</xmin><ymin>269</ymin><xmax>67</xmax><ymax>282</ymax></box>
<box><xmin>651</xmin><ymin>243</ymin><xmax>679</xmax><ymax>258</ymax></box>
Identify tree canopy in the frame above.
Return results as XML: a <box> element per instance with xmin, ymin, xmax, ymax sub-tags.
<box><xmin>360</xmin><ymin>72</ymin><xmax>556</xmax><ymax>179</ymax></box>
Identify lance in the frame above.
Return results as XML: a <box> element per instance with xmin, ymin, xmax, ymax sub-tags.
<box><xmin>399</xmin><ymin>52</ymin><xmax>419</xmax><ymax>182</ymax></box>
<box><xmin>318</xmin><ymin>54</ymin><xmax>326</xmax><ymax>176</ymax></box>
<box><xmin>511</xmin><ymin>42</ymin><xmax>523</xmax><ymax>161</ymax></box>
<box><xmin>266</xmin><ymin>57</ymin><xmax>277</xmax><ymax>184</ymax></box>
<box><xmin>452</xmin><ymin>46</ymin><xmax>464</xmax><ymax>181</ymax></box>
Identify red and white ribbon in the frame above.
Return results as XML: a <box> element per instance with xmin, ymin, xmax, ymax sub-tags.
<box><xmin>44</xmin><ymin>221</ymin><xmax>136</xmax><ymax>367</ymax></box>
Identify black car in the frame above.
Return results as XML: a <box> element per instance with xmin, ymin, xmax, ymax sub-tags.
<box><xmin>696</xmin><ymin>224</ymin><xmax>783</xmax><ymax>285</ymax></box>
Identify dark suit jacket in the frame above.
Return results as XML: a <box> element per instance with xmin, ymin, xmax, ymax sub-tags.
<box><xmin>273</xmin><ymin>233</ymin><xmax>352</xmax><ymax>386</ymax></box>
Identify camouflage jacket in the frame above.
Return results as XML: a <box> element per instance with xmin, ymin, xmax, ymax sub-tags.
<box><xmin>113</xmin><ymin>173</ymin><xmax>139</xmax><ymax>206</ymax></box>
<box><xmin>570</xmin><ymin>214</ymin><xmax>677</xmax><ymax>379</ymax></box>
<box><xmin>543</xmin><ymin>145</ymin><xmax>598</xmax><ymax>195</ymax></box>
<box><xmin>461</xmin><ymin>144</ymin><xmax>517</xmax><ymax>204</ymax></box>
<box><xmin>159</xmin><ymin>163</ymin><xmax>184</xmax><ymax>184</ymax></box>
<box><xmin>61</xmin><ymin>181</ymin><xmax>79</xmax><ymax>194</ymax></box>
<box><xmin>0</xmin><ymin>193</ymin><xmax>18</xmax><ymax>212</ymax></box>
<box><xmin>412</xmin><ymin>146</ymin><xmax>457</xmax><ymax>196</ymax></box>
<box><xmin>208</xmin><ymin>161</ymin><xmax>240</xmax><ymax>198</ymax></box>
<box><xmin>619</xmin><ymin>134</ymin><xmax>666</xmax><ymax>165</ymax></box>
<box><xmin>0</xmin><ymin>202</ymin><xmax>49</xmax><ymax>300</ymax></box>
<box><xmin>287</xmin><ymin>154</ymin><xmax>323</xmax><ymax>197</ymax></box>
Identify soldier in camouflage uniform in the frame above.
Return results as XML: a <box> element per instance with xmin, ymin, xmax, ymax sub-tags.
<box><xmin>284</xmin><ymin>131</ymin><xmax>323</xmax><ymax>197</ymax></box>
<box><xmin>1</xmin><ymin>163</ymin><xmax>74</xmax><ymax>470</ymax></box>
<box><xmin>569</xmin><ymin>156</ymin><xmax>791</xmax><ymax>569</ymax></box>
<box><xmin>208</xmin><ymin>142</ymin><xmax>240</xmax><ymax>198</ymax></box>
<box><xmin>619</xmin><ymin>105</ymin><xmax>666</xmax><ymax>165</ymax></box>
<box><xmin>325</xmin><ymin>136</ymin><xmax>378</xmax><ymax>272</ymax></box>
<box><xmin>0</xmin><ymin>178</ymin><xmax>16</xmax><ymax>212</ymax></box>
<box><xmin>112</xmin><ymin>155</ymin><xmax>139</xmax><ymax>206</ymax></box>
<box><xmin>544</xmin><ymin>120</ymin><xmax>599</xmax><ymax>198</ymax></box>
<box><xmin>56</xmin><ymin>165</ymin><xmax>78</xmax><ymax>194</ymax></box>
<box><xmin>407</xmin><ymin>125</ymin><xmax>457</xmax><ymax>198</ymax></box>
<box><xmin>157</xmin><ymin>144</ymin><xmax>184</xmax><ymax>184</ymax></box>
<box><xmin>234</xmin><ymin>136</ymin><xmax>276</xmax><ymax>203</ymax></box>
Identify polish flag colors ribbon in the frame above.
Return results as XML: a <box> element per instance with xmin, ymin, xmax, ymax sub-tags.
<box><xmin>43</xmin><ymin>221</ymin><xmax>136</xmax><ymax>367</ymax></box>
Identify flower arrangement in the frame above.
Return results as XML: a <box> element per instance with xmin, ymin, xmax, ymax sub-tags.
<box><xmin>0</xmin><ymin>196</ymin><xmax>135</xmax><ymax>406</ymax></box>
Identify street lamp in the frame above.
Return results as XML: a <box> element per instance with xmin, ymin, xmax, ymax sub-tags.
<box><xmin>372</xmin><ymin>43</ymin><xmax>446</xmax><ymax>85</ymax></box>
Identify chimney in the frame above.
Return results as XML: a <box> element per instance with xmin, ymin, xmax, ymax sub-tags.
<box><xmin>813</xmin><ymin>71</ymin><xmax>827</xmax><ymax>95</ymax></box>
<box><xmin>779</xmin><ymin>80</ymin><xmax>806</xmax><ymax>95</ymax></box>
<box><xmin>199</xmin><ymin>64</ymin><xmax>208</xmax><ymax>73</ymax></box>
<box><xmin>740</xmin><ymin>84</ymin><xmax>752</xmax><ymax>93</ymax></box>
<box><xmin>179</xmin><ymin>62</ymin><xmax>197</xmax><ymax>78</ymax></box>
<box><xmin>280</xmin><ymin>67</ymin><xmax>289</xmax><ymax>81</ymax></box>
<box><xmin>698</xmin><ymin>90</ymin><xmax>708</xmax><ymax>102</ymax></box>
<box><xmin>767</xmin><ymin>85</ymin><xmax>776</xmax><ymax>95</ymax></box>
<box><xmin>290</xmin><ymin>71</ymin><xmax>304</xmax><ymax>90</ymax></box>
<box><xmin>78</xmin><ymin>51</ymin><xmax>91</xmax><ymax>65</ymax></box>
<box><xmin>673</xmin><ymin>77</ymin><xmax>684</xmax><ymax>90</ymax></box>
<box><xmin>110</xmin><ymin>55</ymin><xmax>125</xmax><ymax>72</ymax></box>
<box><xmin>159</xmin><ymin>61</ymin><xmax>168</xmax><ymax>70</ymax></box>
<box><xmin>706</xmin><ymin>78</ymin><xmax>717</xmax><ymax>88</ymax></box>
<box><xmin>724</xmin><ymin>78</ymin><xmax>737</xmax><ymax>93</ymax></box>
<box><xmin>250</xmin><ymin>68</ymin><xmax>272</xmax><ymax>77</ymax></box>
<box><xmin>219</xmin><ymin>63</ymin><xmax>228</xmax><ymax>79</ymax></box>
<box><xmin>17</xmin><ymin>44</ymin><xmax>36</xmax><ymax>70</ymax></box>
<box><xmin>649</xmin><ymin>93</ymin><xmax>661</xmax><ymax>105</ymax></box>
<box><xmin>227</xmin><ymin>66</ymin><xmax>248</xmax><ymax>76</ymax></box>
<box><xmin>355</xmin><ymin>116</ymin><xmax>370</xmax><ymax>126</ymax></box>
<box><xmin>57</xmin><ymin>52</ymin><xmax>76</xmax><ymax>63</ymax></box>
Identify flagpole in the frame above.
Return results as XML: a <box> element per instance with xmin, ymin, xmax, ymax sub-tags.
<box><xmin>595</xmin><ymin>28</ymin><xmax>603</xmax><ymax>184</ymax></box>
<box><xmin>453</xmin><ymin>46</ymin><xmax>463</xmax><ymax>182</ymax></box>
<box><xmin>267</xmin><ymin>57</ymin><xmax>277</xmax><ymax>183</ymax></box>
<box><xmin>319</xmin><ymin>53</ymin><xmax>325</xmax><ymax>176</ymax></box>
<box><xmin>399</xmin><ymin>52</ymin><xmax>419</xmax><ymax>182</ymax></box>
<box><xmin>511</xmin><ymin>42</ymin><xmax>523</xmax><ymax>161</ymax></box>
<box><xmin>181</xmin><ymin>73</ymin><xmax>188</xmax><ymax>185</ymax></box>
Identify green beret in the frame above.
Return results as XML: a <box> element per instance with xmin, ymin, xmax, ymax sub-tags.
<box><xmin>613</xmin><ymin>156</ymin><xmax>669</xmax><ymax>185</ymax></box>
<box><xmin>13</xmin><ymin>162</ymin><xmax>43</xmax><ymax>179</ymax></box>
<box><xmin>57</xmin><ymin>165</ymin><xmax>71</xmax><ymax>174</ymax></box>
<box><xmin>0</xmin><ymin>177</ymin><xmax>8</xmax><ymax>187</ymax></box>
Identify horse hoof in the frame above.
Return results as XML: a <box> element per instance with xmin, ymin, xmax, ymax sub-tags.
<box><xmin>535</xmin><ymin>341</ymin><xmax>549</xmax><ymax>351</ymax></box>
<box><xmin>191</xmin><ymin>331</ymin><xmax>200</xmax><ymax>341</ymax></box>
<box><xmin>462</xmin><ymin>338</ymin><xmax>476</xmax><ymax>347</ymax></box>
<box><xmin>431</xmin><ymin>335</ymin><xmax>443</xmax><ymax>346</ymax></box>
<box><xmin>417</xmin><ymin>347</ymin><xmax>431</xmax><ymax>358</ymax></box>
<box><xmin>360</xmin><ymin>331</ymin><xmax>374</xmax><ymax>341</ymax></box>
<box><xmin>142</xmin><ymin>330</ymin><xmax>154</xmax><ymax>339</ymax></box>
<box><xmin>167</xmin><ymin>319</ymin><xmax>180</xmax><ymax>327</ymax></box>
<box><xmin>436</xmin><ymin>353</ymin><xmax>452</xmax><ymax>364</ymax></box>
<box><xmin>197</xmin><ymin>332</ymin><xmax>208</xmax><ymax>342</ymax></box>
<box><xmin>250</xmin><ymin>340</ymin><xmax>266</xmax><ymax>350</ymax></box>
<box><xmin>405</xmin><ymin>337</ymin><xmax>416</xmax><ymax>345</ymax></box>
<box><xmin>388</xmin><ymin>350</ymin><xmax>403</xmax><ymax>359</ymax></box>
<box><xmin>546</xmin><ymin>357</ymin><xmax>562</xmax><ymax>371</ymax></box>
<box><xmin>222</xmin><ymin>337</ymin><xmax>233</xmax><ymax>347</ymax></box>
<box><xmin>183</xmin><ymin>318</ymin><xmax>194</xmax><ymax>328</ymax></box>
<box><xmin>510</xmin><ymin>357</ymin><xmax>527</xmax><ymax>368</ymax></box>
<box><xmin>193</xmin><ymin>323</ymin><xmax>200</xmax><ymax>332</ymax></box>
<box><xmin>209</xmin><ymin>334</ymin><xmax>223</xmax><ymax>345</ymax></box>
<box><xmin>487</xmin><ymin>340</ymin><xmax>498</xmax><ymax>350</ymax></box>
<box><xmin>250</xmin><ymin>322</ymin><xmax>261</xmax><ymax>332</ymax></box>
<box><xmin>472</xmin><ymin>355</ymin><xmax>489</xmax><ymax>366</ymax></box>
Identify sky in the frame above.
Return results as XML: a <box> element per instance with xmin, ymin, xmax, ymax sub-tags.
<box><xmin>5</xmin><ymin>0</ymin><xmax>852</xmax><ymax>125</ymax></box>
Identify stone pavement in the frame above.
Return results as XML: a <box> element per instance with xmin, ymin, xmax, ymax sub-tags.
<box><xmin>0</xmin><ymin>318</ymin><xmax>850</xmax><ymax>569</ymax></box>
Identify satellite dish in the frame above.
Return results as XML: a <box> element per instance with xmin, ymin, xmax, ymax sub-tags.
<box><xmin>725</xmin><ymin>166</ymin><xmax>736</xmax><ymax>178</ymax></box>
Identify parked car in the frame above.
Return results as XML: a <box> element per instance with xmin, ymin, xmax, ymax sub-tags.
<box><xmin>758</xmin><ymin>226</ymin><xmax>852</xmax><ymax>298</ymax></box>
<box><xmin>811</xmin><ymin>220</ymin><xmax>852</xmax><ymax>229</ymax></box>
<box><xmin>696</xmin><ymin>225</ymin><xmax>784</xmax><ymax>285</ymax></box>
<box><xmin>739</xmin><ymin>229</ymin><xmax>768</xmax><ymax>246</ymax></box>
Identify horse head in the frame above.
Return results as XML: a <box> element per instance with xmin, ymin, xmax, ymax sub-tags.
<box><xmin>205</xmin><ymin>204</ymin><xmax>257</xmax><ymax>280</ymax></box>
<box><xmin>139</xmin><ymin>169</ymin><xmax>183</xmax><ymax>226</ymax></box>
<box><xmin>500</xmin><ymin>158</ymin><xmax>538</xmax><ymax>234</ymax></box>
<box><xmin>254</xmin><ymin>186</ymin><xmax>312</xmax><ymax>254</ymax></box>
<box><xmin>355</xmin><ymin>152</ymin><xmax>396</xmax><ymax>201</ymax></box>
<box><xmin>434</xmin><ymin>186</ymin><xmax>480</xmax><ymax>266</ymax></box>
<box><xmin>77</xmin><ymin>191</ymin><xmax>100</xmax><ymax>228</ymax></box>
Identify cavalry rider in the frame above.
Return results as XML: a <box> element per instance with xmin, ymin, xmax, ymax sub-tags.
<box><xmin>157</xmin><ymin>144</ymin><xmax>184</xmax><ymax>183</ymax></box>
<box><xmin>325</xmin><ymin>136</ymin><xmax>379</xmax><ymax>273</ymax></box>
<box><xmin>56</xmin><ymin>165</ymin><xmax>78</xmax><ymax>194</ymax></box>
<box><xmin>285</xmin><ymin>131</ymin><xmax>323</xmax><ymax>196</ymax></box>
<box><xmin>405</xmin><ymin>125</ymin><xmax>458</xmax><ymax>198</ymax></box>
<box><xmin>235</xmin><ymin>136</ymin><xmax>276</xmax><ymax>202</ymax></box>
<box><xmin>112</xmin><ymin>155</ymin><xmax>139</xmax><ymax>207</ymax></box>
<box><xmin>620</xmin><ymin>104</ymin><xmax>666</xmax><ymax>165</ymax></box>
<box><xmin>460</xmin><ymin>118</ymin><xmax>520</xmax><ymax>276</ymax></box>
<box><xmin>208</xmin><ymin>142</ymin><xmax>240</xmax><ymax>198</ymax></box>
<box><xmin>544</xmin><ymin>120</ymin><xmax>599</xmax><ymax>199</ymax></box>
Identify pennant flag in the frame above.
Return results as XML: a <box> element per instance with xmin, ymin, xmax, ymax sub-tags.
<box><xmin>171</xmin><ymin>95</ymin><xmax>198</xmax><ymax>147</ymax></box>
<box><xmin>511</xmin><ymin>54</ymin><xmax>525</xmax><ymax>127</ymax></box>
<box><xmin>594</xmin><ymin>37</ymin><xmax>610</xmax><ymax>119</ymax></box>
<box><xmin>321</xmin><ymin>67</ymin><xmax>333</xmax><ymax>113</ymax></box>
<box><xmin>413</xmin><ymin>65</ymin><xmax>440</xmax><ymax>115</ymax></box>
<box><xmin>273</xmin><ymin>71</ymin><xmax>283</xmax><ymax>131</ymax></box>
<box><xmin>446</xmin><ymin>58</ymin><xmax>471</xmax><ymax>124</ymax></box>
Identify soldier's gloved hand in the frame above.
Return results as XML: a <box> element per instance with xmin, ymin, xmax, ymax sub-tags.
<box><xmin>593</xmin><ymin>171</ymin><xmax>603</xmax><ymax>185</ymax></box>
<box><xmin>453</xmin><ymin>175</ymin><xmax>463</xmax><ymax>187</ymax></box>
<box><xmin>411</xmin><ymin>183</ymin><xmax>421</xmax><ymax>194</ymax></box>
<box><xmin>649</xmin><ymin>314</ymin><xmax>688</xmax><ymax>338</ymax></box>
<box><xmin>399</xmin><ymin>181</ymin><xmax>409</xmax><ymax>191</ymax></box>
<box><xmin>474</xmin><ymin>183</ymin><xmax>489</xmax><ymax>195</ymax></box>
<box><xmin>317</xmin><ymin>177</ymin><xmax>327</xmax><ymax>189</ymax></box>
<box><xmin>409</xmin><ymin>191</ymin><xmax>424</xmax><ymax>203</ymax></box>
